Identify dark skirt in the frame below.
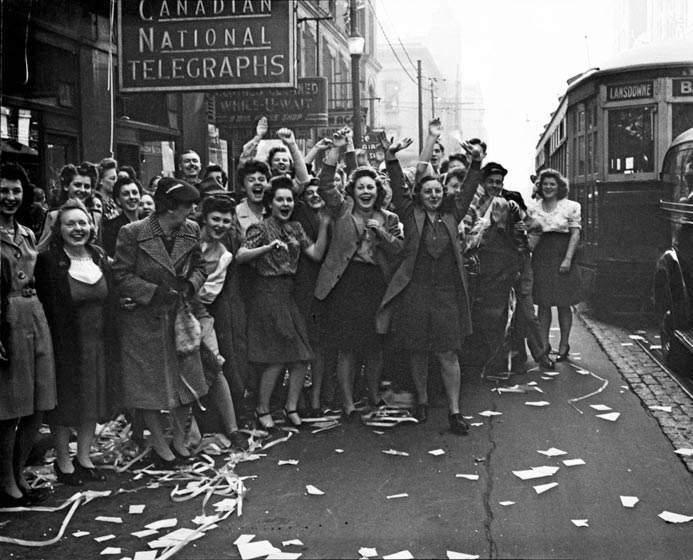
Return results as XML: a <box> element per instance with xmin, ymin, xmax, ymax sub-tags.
<box><xmin>390</xmin><ymin>282</ymin><xmax>462</xmax><ymax>352</ymax></box>
<box><xmin>322</xmin><ymin>262</ymin><xmax>386</xmax><ymax>353</ymax></box>
<box><xmin>532</xmin><ymin>232</ymin><xmax>582</xmax><ymax>307</ymax></box>
<box><xmin>247</xmin><ymin>275</ymin><xmax>313</xmax><ymax>364</ymax></box>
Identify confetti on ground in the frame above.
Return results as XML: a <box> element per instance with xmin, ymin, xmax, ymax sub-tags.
<box><xmin>282</xmin><ymin>539</ymin><xmax>304</xmax><ymax>546</ymax></box>
<box><xmin>620</xmin><ymin>496</ymin><xmax>639</xmax><ymax>508</ymax></box>
<box><xmin>499</xmin><ymin>501</ymin><xmax>515</xmax><ymax>506</ymax></box>
<box><xmin>145</xmin><ymin>518</ymin><xmax>177</xmax><ymax>530</ymax></box>
<box><xmin>447</xmin><ymin>552</ymin><xmax>480</xmax><ymax>559</ymax></box>
<box><xmin>132</xmin><ymin>529</ymin><xmax>159</xmax><ymax>539</ymax></box>
<box><xmin>278</xmin><ymin>460</ymin><xmax>299</xmax><ymax>466</ymax></box>
<box><xmin>513</xmin><ymin>466</ymin><xmax>560</xmax><ymax>480</ymax></box>
<box><xmin>305</xmin><ymin>485</ymin><xmax>324</xmax><ymax>496</ymax></box>
<box><xmin>596</xmin><ymin>412</ymin><xmax>621</xmax><ymax>422</ymax></box>
<box><xmin>658</xmin><ymin>511</ymin><xmax>693</xmax><ymax>523</ymax></box>
<box><xmin>95</xmin><ymin>516</ymin><xmax>122</xmax><ymax>524</ymax></box>
<box><xmin>94</xmin><ymin>534</ymin><xmax>116</xmax><ymax>542</ymax></box>
<box><xmin>359</xmin><ymin>547</ymin><xmax>378</xmax><ymax>558</ymax></box>
<box><xmin>133</xmin><ymin>551</ymin><xmax>158</xmax><ymax>560</ymax></box>
<box><xmin>237</xmin><ymin>540</ymin><xmax>281</xmax><ymax>560</ymax></box>
<box><xmin>649</xmin><ymin>345</ymin><xmax>662</xmax><ymax>350</ymax></box>
<box><xmin>386</xmin><ymin>493</ymin><xmax>409</xmax><ymax>499</ymax></box>
<box><xmin>234</xmin><ymin>534</ymin><xmax>256</xmax><ymax>546</ymax></box>
<box><xmin>72</xmin><ymin>531</ymin><xmax>90</xmax><ymax>538</ymax></box>
<box><xmin>629</xmin><ymin>335</ymin><xmax>645</xmax><ymax>340</ymax></box>
<box><xmin>128</xmin><ymin>504</ymin><xmax>145</xmax><ymax>514</ymax></box>
<box><xmin>571</xmin><ymin>519</ymin><xmax>589</xmax><ymax>527</ymax></box>
<box><xmin>428</xmin><ymin>449</ymin><xmax>445</xmax><ymax>456</ymax></box>
<box><xmin>537</xmin><ymin>448</ymin><xmax>567</xmax><ymax>457</ymax></box>
<box><xmin>540</xmin><ymin>376</ymin><xmax>555</xmax><ymax>381</ymax></box>
<box><xmin>533</xmin><ymin>482</ymin><xmax>558</xmax><ymax>494</ymax></box>
<box><xmin>149</xmin><ymin>528</ymin><xmax>205</xmax><ymax>549</ymax></box>
<box><xmin>621</xmin><ymin>342</ymin><xmax>634</xmax><ymax>346</ymax></box>
<box><xmin>674</xmin><ymin>448</ymin><xmax>693</xmax><ymax>457</ymax></box>
<box><xmin>382</xmin><ymin>449</ymin><xmax>410</xmax><ymax>457</ymax></box>
<box><xmin>335</xmin><ymin>449</ymin><xmax>344</xmax><ymax>454</ymax></box>
<box><xmin>576</xmin><ymin>369</ymin><xmax>589</xmax><ymax>375</ymax></box>
<box><xmin>562</xmin><ymin>458</ymin><xmax>586</xmax><ymax>467</ymax></box>
<box><xmin>525</xmin><ymin>401</ymin><xmax>550</xmax><ymax>407</ymax></box>
<box><xmin>478</xmin><ymin>410</ymin><xmax>503</xmax><ymax>417</ymax></box>
<box><xmin>470</xmin><ymin>423</ymin><xmax>484</xmax><ymax>427</ymax></box>
<box><xmin>590</xmin><ymin>404</ymin><xmax>612</xmax><ymax>411</ymax></box>
<box><xmin>456</xmin><ymin>474</ymin><xmax>479</xmax><ymax>480</ymax></box>
<box><xmin>383</xmin><ymin>551</ymin><xmax>415</xmax><ymax>559</ymax></box>
<box><xmin>649</xmin><ymin>405</ymin><xmax>672</xmax><ymax>412</ymax></box>
<box><xmin>372</xmin><ymin>431</ymin><xmax>385</xmax><ymax>435</ymax></box>
<box><xmin>542</xmin><ymin>371</ymin><xmax>560</xmax><ymax>376</ymax></box>
<box><xmin>100</xmin><ymin>547</ymin><xmax>121</xmax><ymax>555</ymax></box>
<box><xmin>266</xmin><ymin>552</ymin><xmax>302</xmax><ymax>560</ymax></box>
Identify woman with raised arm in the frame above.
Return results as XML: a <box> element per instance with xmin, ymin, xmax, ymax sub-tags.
<box><xmin>375</xmin><ymin>134</ymin><xmax>484</xmax><ymax>434</ymax></box>
<box><xmin>315</xmin><ymin>131</ymin><xmax>405</xmax><ymax>421</ymax></box>
<box><xmin>237</xmin><ymin>176</ymin><xmax>329</xmax><ymax>430</ymax></box>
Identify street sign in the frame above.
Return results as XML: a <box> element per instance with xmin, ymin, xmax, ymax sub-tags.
<box><xmin>216</xmin><ymin>77</ymin><xmax>328</xmax><ymax>128</ymax></box>
<box><xmin>118</xmin><ymin>0</ymin><xmax>296</xmax><ymax>92</ymax></box>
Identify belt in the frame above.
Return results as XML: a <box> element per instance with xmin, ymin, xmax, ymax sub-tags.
<box><xmin>7</xmin><ymin>288</ymin><xmax>37</xmax><ymax>298</ymax></box>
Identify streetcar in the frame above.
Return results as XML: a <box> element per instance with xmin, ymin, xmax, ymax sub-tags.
<box><xmin>535</xmin><ymin>40</ymin><xmax>693</xmax><ymax>310</ymax></box>
<box><xmin>654</xmin><ymin>127</ymin><xmax>693</xmax><ymax>374</ymax></box>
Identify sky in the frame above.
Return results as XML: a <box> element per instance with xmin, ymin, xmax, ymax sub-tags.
<box><xmin>376</xmin><ymin>0</ymin><xmax>616</xmax><ymax>196</ymax></box>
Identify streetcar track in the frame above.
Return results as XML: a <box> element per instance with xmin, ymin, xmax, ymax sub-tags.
<box><xmin>632</xmin><ymin>338</ymin><xmax>693</xmax><ymax>401</ymax></box>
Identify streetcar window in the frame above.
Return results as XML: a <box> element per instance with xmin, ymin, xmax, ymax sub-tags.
<box><xmin>672</xmin><ymin>104</ymin><xmax>693</xmax><ymax>140</ymax></box>
<box><xmin>608</xmin><ymin>106</ymin><xmax>655</xmax><ymax>174</ymax></box>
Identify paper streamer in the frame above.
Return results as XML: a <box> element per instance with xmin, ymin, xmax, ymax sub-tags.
<box><xmin>567</xmin><ymin>364</ymin><xmax>609</xmax><ymax>414</ymax></box>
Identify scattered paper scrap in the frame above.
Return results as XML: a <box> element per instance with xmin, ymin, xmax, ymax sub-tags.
<box><xmin>306</xmin><ymin>485</ymin><xmax>324</xmax><ymax>496</ymax></box>
<box><xmin>428</xmin><ymin>449</ymin><xmax>445</xmax><ymax>456</ymax></box>
<box><xmin>537</xmin><ymin>448</ymin><xmax>567</xmax><ymax>457</ymax></box>
<box><xmin>335</xmin><ymin>449</ymin><xmax>344</xmax><ymax>454</ymax></box>
<box><xmin>525</xmin><ymin>401</ymin><xmax>550</xmax><ymax>407</ymax></box>
<box><xmin>456</xmin><ymin>474</ymin><xmax>479</xmax><ymax>480</ymax></box>
<box><xmin>278</xmin><ymin>460</ymin><xmax>299</xmax><ymax>466</ymax></box>
<box><xmin>282</xmin><ymin>539</ymin><xmax>304</xmax><ymax>547</ymax></box>
<box><xmin>94</xmin><ymin>535</ymin><xmax>116</xmax><ymax>543</ymax></box>
<box><xmin>386</xmin><ymin>493</ymin><xmax>409</xmax><ymax>499</ymax></box>
<box><xmin>193</xmin><ymin>515</ymin><xmax>219</xmax><ymax>526</ymax></box>
<box><xmin>100</xmin><ymin>547</ymin><xmax>121</xmax><ymax>555</ymax></box>
<box><xmin>133</xmin><ymin>551</ymin><xmax>158</xmax><ymax>560</ymax></box>
<box><xmin>629</xmin><ymin>335</ymin><xmax>644</xmax><ymax>340</ymax></box>
<box><xmin>621</xmin><ymin>342</ymin><xmax>634</xmax><ymax>346</ymax></box>
<box><xmin>512</xmin><ymin>466</ymin><xmax>559</xmax><ymax>480</ymax></box>
<box><xmin>145</xmin><ymin>518</ymin><xmax>177</xmax><ymax>530</ymax></box>
<box><xmin>95</xmin><ymin>516</ymin><xmax>122</xmax><ymax>524</ymax></box>
<box><xmin>470</xmin><ymin>423</ymin><xmax>484</xmax><ymax>427</ymax></box>
<box><xmin>72</xmin><ymin>531</ymin><xmax>90</xmax><ymax>538</ymax></box>
<box><xmin>649</xmin><ymin>405</ymin><xmax>672</xmax><ymax>412</ymax></box>
<box><xmin>596</xmin><ymin>412</ymin><xmax>621</xmax><ymax>422</ymax></box>
<box><xmin>358</xmin><ymin>547</ymin><xmax>378</xmax><ymax>558</ymax></box>
<box><xmin>590</xmin><ymin>404</ymin><xmax>612</xmax><ymax>411</ymax></box>
<box><xmin>478</xmin><ymin>410</ymin><xmax>503</xmax><ymax>417</ymax></box>
<box><xmin>132</xmin><ymin>529</ymin><xmax>159</xmax><ymax>539</ymax></box>
<box><xmin>234</xmin><ymin>534</ymin><xmax>256</xmax><ymax>546</ymax></box>
<box><xmin>575</xmin><ymin>369</ymin><xmax>589</xmax><ymax>375</ymax></box>
<box><xmin>534</xmin><ymin>482</ymin><xmax>558</xmax><ymax>494</ymax></box>
<box><xmin>383</xmin><ymin>551</ymin><xmax>414</xmax><ymax>560</ymax></box>
<box><xmin>542</xmin><ymin>371</ymin><xmax>560</xmax><ymax>377</ymax></box>
<box><xmin>447</xmin><ymin>552</ymin><xmax>480</xmax><ymax>559</ymax></box>
<box><xmin>562</xmin><ymin>458</ymin><xmax>586</xmax><ymax>467</ymax></box>
<box><xmin>571</xmin><ymin>519</ymin><xmax>589</xmax><ymax>527</ymax></box>
<box><xmin>382</xmin><ymin>449</ymin><xmax>410</xmax><ymax>457</ymax></box>
<box><xmin>649</xmin><ymin>344</ymin><xmax>662</xmax><ymax>350</ymax></box>
<box><xmin>266</xmin><ymin>552</ymin><xmax>302</xmax><ymax>560</ymax></box>
<box><xmin>237</xmin><ymin>540</ymin><xmax>282</xmax><ymax>560</ymax></box>
<box><xmin>128</xmin><ymin>504</ymin><xmax>145</xmax><ymax>514</ymax></box>
<box><xmin>674</xmin><ymin>448</ymin><xmax>693</xmax><ymax>457</ymax></box>
<box><xmin>658</xmin><ymin>511</ymin><xmax>693</xmax><ymax>524</ymax></box>
<box><xmin>620</xmin><ymin>496</ymin><xmax>639</xmax><ymax>508</ymax></box>
<box><xmin>499</xmin><ymin>501</ymin><xmax>515</xmax><ymax>506</ymax></box>
<box><xmin>149</xmin><ymin>528</ymin><xmax>205</xmax><ymax>549</ymax></box>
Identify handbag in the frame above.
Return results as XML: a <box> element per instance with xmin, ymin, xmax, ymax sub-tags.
<box><xmin>174</xmin><ymin>294</ymin><xmax>201</xmax><ymax>356</ymax></box>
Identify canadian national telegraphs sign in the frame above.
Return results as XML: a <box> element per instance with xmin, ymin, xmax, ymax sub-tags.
<box><xmin>118</xmin><ymin>0</ymin><xmax>296</xmax><ymax>92</ymax></box>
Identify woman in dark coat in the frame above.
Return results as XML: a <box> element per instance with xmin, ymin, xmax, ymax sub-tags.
<box><xmin>35</xmin><ymin>199</ymin><xmax>116</xmax><ymax>485</ymax></box>
<box><xmin>375</xmin><ymin>135</ymin><xmax>483</xmax><ymax>434</ymax></box>
<box><xmin>112</xmin><ymin>178</ymin><xmax>208</xmax><ymax>466</ymax></box>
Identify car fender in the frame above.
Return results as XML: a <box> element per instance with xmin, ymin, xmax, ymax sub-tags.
<box><xmin>654</xmin><ymin>248</ymin><xmax>690</xmax><ymax>328</ymax></box>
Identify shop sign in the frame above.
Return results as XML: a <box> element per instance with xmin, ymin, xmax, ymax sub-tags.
<box><xmin>216</xmin><ymin>77</ymin><xmax>327</xmax><ymax>128</ymax></box>
<box><xmin>118</xmin><ymin>0</ymin><xmax>296</xmax><ymax>92</ymax></box>
<box><xmin>673</xmin><ymin>78</ymin><xmax>693</xmax><ymax>97</ymax></box>
<box><xmin>606</xmin><ymin>81</ymin><xmax>653</xmax><ymax>102</ymax></box>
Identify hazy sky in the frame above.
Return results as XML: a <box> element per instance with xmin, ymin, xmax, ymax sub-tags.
<box><xmin>376</xmin><ymin>0</ymin><xmax>616</xmax><ymax>195</ymax></box>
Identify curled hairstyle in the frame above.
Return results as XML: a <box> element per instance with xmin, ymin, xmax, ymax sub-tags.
<box><xmin>413</xmin><ymin>175</ymin><xmax>444</xmax><ymax>204</ymax></box>
<box><xmin>49</xmin><ymin>198</ymin><xmax>96</xmax><ymax>250</ymax></box>
<box><xmin>345</xmin><ymin>166</ymin><xmax>386</xmax><ymax>210</ymax></box>
<box><xmin>536</xmin><ymin>168</ymin><xmax>569</xmax><ymax>200</ymax></box>
<box><xmin>203</xmin><ymin>164</ymin><xmax>228</xmax><ymax>187</ymax></box>
<box><xmin>444</xmin><ymin>167</ymin><xmax>467</xmax><ymax>186</ymax></box>
<box><xmin>267</xmin><ymin>146</ymin><xmax>294</xmax><ymax>176</ymax></box>
<box><xmin>200</xmin><ymin>195</ymin><xmax>235</xmax><ymax>218</ymax></box>
<box><xmin>98</xmin><ymin>157</ymin><xmax>117</xmax><ymax>179</ymax></box>
<box><xmin>57</xmin><ymin>162</ymin><xmax>97</xmax><ymax>205</ymax></box>
<box><xmin>0</xmin><ymin>162</ymin><xmax>34</xmax><ymax>226</ymax></box>
<box><xmin>261</xmin><ymin>176</ymin><xmax>295</xmax><ymax>214</ymax></box>
<box><xmin>237</xmin><ymin>159</ymin><xmax>271</xmax><ymax>191</ymax></box>
<box><xmin>113</xmin><ymin>176</ymin><xmax>143</xmax><ymax>201</ymax></box>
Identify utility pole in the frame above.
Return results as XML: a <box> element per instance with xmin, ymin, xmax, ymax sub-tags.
<box><xmin>417</xmin><ymin>59</ymin><xmax>423</xmax><ymax>151</ymax></box>
<box><xmin>430</xmin><ymin>79</ymin><xmax>436</xmax><ymax>118</ymax></box>
<box><xmin>349</xmin><ymin>0</ymin><xmax>364</xmax><ymax>149</ymax></box>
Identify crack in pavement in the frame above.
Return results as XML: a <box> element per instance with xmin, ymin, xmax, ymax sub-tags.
<box><xmin>481</xmin><ymin>404</ymin><xmax>499</xmax><ymax>559</ymax></box>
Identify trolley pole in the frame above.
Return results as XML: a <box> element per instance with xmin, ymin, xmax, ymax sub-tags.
<box><xmin>417</xmin><ymin>59</ymin><xmax>423</xmax><ymax>151</ymax></box>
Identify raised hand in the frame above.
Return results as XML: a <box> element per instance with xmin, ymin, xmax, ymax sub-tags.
<box><xmin>332</xmin><ymin>131</ymin><xmax>347</xmax><ymax>148</ymax></box>
<box><xmin>460</xmin><ymin>140</ymin><xmax>484</xmax><ymax>162</ymax></box>
<box><xmin>314</xmin><ymin>137</ymin><xmax>334</xmax><ymax>151</ymax></box>
<box><xmin>256</xmin><ymin>116</ymin><xmax>268</xmax><ymax>138</ymax></box>
<box><xmin>428</xmin><ymin>117</ymin><xmax>443</xmax><ymax>138</ymax></box>
<box><xmin>276</xmin><ymin>128</ymin><xmax>297</xmax><ymax>146</ymax></box>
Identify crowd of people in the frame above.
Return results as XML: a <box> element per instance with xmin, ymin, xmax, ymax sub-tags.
<box><xmin>0</xmin><ymin>117</ymin><xmax>583</xmax><ymax>506</ymax></box>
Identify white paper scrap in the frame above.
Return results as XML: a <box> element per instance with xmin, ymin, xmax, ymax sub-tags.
<box><xmin>100</xmin><ymin>548</ymin><xmax>121</xmax><ymax>555</ymax></box>
<box><xmin>499</xmin><ymin>501</ymin><xmax>515</xmax><ymax>506</ymax></box>
<box><xmin>533</xmin><ymin>482</ymin><xmax>558</xmax><ymax>494</ymax></box>
<box><xmin>621</xmin><ymin>342</ymin><xmax>634</xmax><ymax>346</ymax></box>
<box><xmin>447</xmin><ymin>552</ymin><xmax>480</xmax><ymax>559</ymax></box>
<box><xmin>456</xmin><ymin>474</ymin><xmax>479</xmax><ymax>480</ymax></box>
<box><xmin>649</xmin><ymin>405</ymin><xmax>672</xmax><ymax>412</ymax></box>
<box><xmin>478</xmin><ymin>410</ymin><xmax>503</xmax><ymax>417</ymax></box>
<box><xmin>512</xmin><ymin>466</ymin><xmax>560</xmax><ymax>480</ymax></box>
<box><xmin>540</xmin><ymin>376</ymin><xmax>555</xmax><ymax>381</ymax></box>
<box><xmin>537</xmin><ymin>448</ymin><xmax>567</xmax><ymax>457</ymax></box>
<box><xmin>620</xmin><ymin>496</ymin><xmax>639</xmax><ymax>508</ymax></box>
<box><xmin>133</xmin><ymin>551</ymin><xmax>158</xmax><ymax>560</ymax></box>
<box><xmin>525</xmin><ymin>401</ymin><xmax>550</xmax><ymax>407</ymax></box>
<box><xmin>278</xmin><ymin>460</ymin><xmax>299</xmax><ymax>466</ymax></box>
<box><xmin>562</xmin><ymin>458</ymin><xmax>586</xmax><ymax>467</ymax></box>
<box><xmin>542</xmin><ymin>371</ymin><xmax>560</xmax><ymax>376</ymax></box>
<box><xmin>213</xmin><ymin>498</ymin><xmax>237</xmax><ymax>512</ymax></box>
<box><xmin>382</xmin><ymin>449</ymin><xmax>409</xmax><ymax>457</ymax></box>
<box><xmin>237</xmin><ymin>540</ymin><xmax>282</xmax><ymax>560</ymax></box>
<box><xmin>649</xmin><ymin>345</ymin><xmax>662</xmax><ymax>350</ymax></box>
<box><xmin>145</xmin><ymin>518</ymin><xmax>177</xmax><ymax>530</ymax></box>
<box><xmin>386</xmin><ymin>493</ymin><xmax>409</xmax><ymax>499</ymax></box>
<box><xmin>265</xmin><ymin>552</ymin><xmax>302</xmax><ymax>560</ymax></box>
<box><xmin>306</xmin><ymin>485</ymin><xmax>324</xmax><ymax>495</ymax></box>
<box><xmin>94</xmin><ymin>535</ymin><xmax>116</xmax><ymax>543</ymax></box>
<box><xmin>358</xmin><ymin>547</ymin><xmax>378</xmax><ymax>558</ymax></box>
<box><xmin>233</xmin><ymin>534</ymin><xmax>256</xmax><ymax>546</ymax></box>
<box><xmin>96</xmin><ymin>516</ymin><xmax>123</xmax><ymax>524</ymax></box>
<box><xmin>428</xmin><ymin>449</ymin><xmax>445</xmax><ymax>456</ymax></box>
<box><xmin>596</xmin><ymin>412</ymin><xmax>621</xmax><ymax>422</ymax></box>
<box><xmin>674</xmin><ymin>448</ymin><xmax>693</xmax><ymax>457</ymax></box>
<box><xmin>629</xmin><ymin>335</ymin><xmax>644</xmax><ymax>340</ymax></box>
<box><xmin>576</xmin><ymin>369</ymin><xmax>589</xmax><ymax>375</ymax></box>
<box><xmin>571</xmin><ymin>519</ymin><xmax>589</xmax><ymax>527</ymax></box>
<box><xmin>192</xmin><ymin>514</ymin><xmax>219</xmax><ymax>526</ymax></box>
<box><xmin>128</xmin><ymin>504</ymin><xmax>146</xmax><ymax>514</ymax></box>
<box><xmin>372</xmin><ymin>430</ymin><xmax>385</xmax><ymax>435</ymax></box>
<box><xmin>335</xmin><ymin>449</ymin><xmax>344</xmax><ymax>454</ymax></box>
<box><xmin>658</xmin><ymin>511</ymin><xmax>693</xmax><ymax>523</ymax></box>
<box><xmin>282</xmin><ymin>539</ymin><xmax>304</xmax><ymax>547</ymax></box>
<box><xmin>72</xmin><ymin>531</ymin><xmax>90</xmax><ymax>538</ymax></box>
<box><xmin>470</xmin><ymin>423</ymin><xmax>484</xmax><ymax>427</ymax></box>
<box><xmin>132</xmin><ymin>529</ymin><xmax>159</xmax><ymax>539</ymax></box>
<box><xmin>590</xmin><ymin>404</ymin><xmax>612</xmax><ymax>411</ymax></box>
<box><xmin>383</xmin><ymin>551</ymin><xmax>415</xmax><ymax>560</ymax></box>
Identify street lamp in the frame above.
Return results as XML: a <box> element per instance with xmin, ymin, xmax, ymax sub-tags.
<box><xmin>348</xmin><ymin>33</ymin><xmax>365</xmax><ymax>149</ymax></box>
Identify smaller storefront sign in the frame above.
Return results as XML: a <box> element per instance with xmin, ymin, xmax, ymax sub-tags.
<box><xmin>606</xmin><ymin>81</ymin><xmax>653</xmax><ymax>102</ymax></box>
<box><xmin>673</xmin><ymin>78</ymin><xmax>693</xmax><ymax>97</ymax></box>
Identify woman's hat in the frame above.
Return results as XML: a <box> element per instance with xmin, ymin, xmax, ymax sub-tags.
<box><xmin>154</xmin><ymin>177</ymin><xmax>200</xmax><ymax>203</ymax></box>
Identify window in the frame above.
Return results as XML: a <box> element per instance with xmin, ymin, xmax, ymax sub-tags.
<box><xmin>672</xmin><ymin>104</ymin><xmax>693</xmax><ymax>140</ymax></box>
<box><xmin>608</xmin><ymin>106</ymin><xmax>655</xmax><ymax>174</ymax></box>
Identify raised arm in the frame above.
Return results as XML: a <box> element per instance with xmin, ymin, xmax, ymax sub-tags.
<box><xmin>453</xmin><ymin>141</ymin><xmax>485</xmax><ymax>219</ymax></box>
<box><xmin>317</xmin><ymin>132</ymin><xmax>349</xmax><ymax>215</ymax></box>
<box><xmin>303</xmin><ymin>211</ymin><xmax>331</xmax><ymax>262</ymax></box>
<box><xmin>277</xmin><ymin>128</ymin><xmax>310</xmax><ymax>195</ymax></box>
<box><xmin>381</xmin><ymin>132</ymin><xmax>415</xmax><ymax>217</ymax></box>
<box><xmin>304</xmin><ymin>137</ymin><xmax>333</xmax><ymax>168</ymax></box>
<box><xmin>419</xmin><ymin>117</ymin><xmax>442</xmax><ymax>165</ymax></box>
<box><xmin>239</xmin><ymin>116</ymin><xmax>267</xmax><ymax>164</ymax></box>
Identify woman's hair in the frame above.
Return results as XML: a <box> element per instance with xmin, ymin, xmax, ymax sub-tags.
<box><xmin>413</xmin><ymin>175</ymin><xmax>444</xmax><ymax>205</ymax></box>
<box><xmin>203</xmin><ymin>164</ymin><xmax>228</xmax><ymax>187</ymax></box>
<box><xmin>113</xmin><ymin>176</ymin><xmax>143</xmax><ymax>201</ymax></box>
<box><xmin>117</xmin><ymin>165</ymin><xmax>137</xmax><ymax>181</ymax></box>
<box><xmin>266</xmin><ymin>146</ymin><xmax>294</xmax><ymax>176</ymax></box>
<box><xmin>98</xmin><ymin>157</ymin><xmax>118</xmax><ymax>179</ymax></box>
<box><xmin>261</xmin><ymin>176</ymin><xmax>295</xmax><ymax>213</ymax></box>
<box><xmin>237</xmin><ymin>159</ymin><xmax>271</xmax><ymax>190</ymax></box>
<box><xmin>49</xmin><ymin>198</ymin><xmax>96</xmax><ymax>250</ymax></box>
<box><xmin>146</xmin><ymin>175</ymin><xmax>161</xmax><ymax>195</ymax></box>
<box><xmin>536</xmin><ymin>168</ymin><xmax>569</xmax><ymax>200</ymax></box>
<box><xmin>345</xmin><ymin>166</ymin><xmax>386</xmax><ymax>210</ymax></box>
<box><xmin>200</xmin><ymin>195</ymin><xmax>235</xmax><ymax>218</ymax></box>
<box><xmin>444</xmin><ymin>168</ymin><xmax>467</xmax><ymax>186</ymax></box>
<box><xmin>0</xmin><ymin>162</ymin><xmax>34</xmax><ymax>226</ymax></box>
<box><xmin>57</xmin><ymin>162</ymin><xmax>97</xmax><ymax>205</ymax></box>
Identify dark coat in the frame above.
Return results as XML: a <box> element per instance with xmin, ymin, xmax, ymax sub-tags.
<box><xmin>102</xmin><ymin>213</ymin><xmax>132</xmax><ymax>257</ymax></box>
<box><xmin>375</xmin><ymin>158</ymin><xmax>483</xmax><ymax>335</ymax></box>
<box><xmin>112</xmin><ymin>216</ymin><xmax>208</xmax><ymax>410</ymax></box>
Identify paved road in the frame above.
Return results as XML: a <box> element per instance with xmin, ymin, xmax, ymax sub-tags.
<box><xmin>1</xmin><ymin>312</ymin><xmax>691</xmax><ymax>560</ymax></box>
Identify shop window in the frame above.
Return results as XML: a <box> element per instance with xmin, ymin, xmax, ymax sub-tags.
<box><xmin>608</xmin><ymin>106</ymin><xmax>655</xmax><ymax>174</ymax></box>
<box><xmin>672</xmin><ymin>104</ymin><xmax>693</xmax><ymax>140</ymax></box>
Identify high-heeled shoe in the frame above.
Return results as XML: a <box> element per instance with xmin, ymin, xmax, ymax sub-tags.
<box><xmin>54</xmin><ymin>463</ymin><xmax>84</xmax><ymax>487</ymax></box>
<box><xmin>147</xmin><ymin>449</ymin><xmax>179</xmax><ymax>470</ymax></box>
<box><xmin>283</xmin><ymin>408</ymin><xmax>302</xmax><ymax>428</ymax></box>
<box><xmin>255</xmin><ymin>409</ymin><xmax>275</xmax><ymax>430</ymax></box>
<box><xmin>555</xmin><ymin>345</ymin><xmax>571</xmax><ymax>362</ymax></box>
<box><xmin>74</xmin><ymin>461</ymin><xmax>107</xmax><ymax>482</ymax></box>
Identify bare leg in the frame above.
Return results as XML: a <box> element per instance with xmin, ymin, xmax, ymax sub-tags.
<box><xmin>365</xmin><ymin>351</ymin><xmax>383</xmax><ymax>405</ymax></box>
<box><xmin>436</xmin><ymin>351</ymin><xmax>461</xmax><ymax>415</ymax></box>
<box><xmin>0</xmin><ymin>418</ymin><xmax>22</xmax><ymax>498</ymax></box>
<box><xmin>410</xmin><ymin>351</ymin><xmax>430</xmax><ymax>406</ymax></box>
<box><xmin>209</xmin><ymin>373</ymin><xmax>239</xmax><ymax>437</ymax></box>
<box><xmin>336</xmin><ymin>351</ymin><xmax>356</xmax><ymax>413</ymax></box>
<box><xmin>52</xmin><ymin>425</ymin><xmax>74</xmax><ymax>473</ymax></box>
<box><xmin>310</xmin><ymin>350</ymin><xmax>325</xmax><ymax>410</ymax></box>
<box><xmin>141</xmin><ymin>410</ymin><xmax>175</xmax><ymax>461</ymax></box>
<box><xmin>537</xmin><ymin>305</ymin><xmax>553</xmax><ymax>352</ymax></box>
<box><xmin>286</xmin><ymin>362</ymin><xmax>307</xmax><ymax>413</ymax></box>
<box><xmin>170</xmin><ymin>406</ymin><xmax>192</xmax><ymax>457</ymax></box>
<box><xmin>557</xmin><ymin>306</ymin><xmax>573</xmax><ymax>353</ymax></box>
<box><xmin>256</xmin><ymin>364</ymin><xmax>285</xmax><ymax>414</ymax></box>
<box><xmin>75</xmin><ymin>421</ymin><xmax>97</xmax><ymax>469</ymax></box>
<box><xmin>14</xmin><ymin>413</ymin><xmax>42</xmax><ymax>492</ymax></box>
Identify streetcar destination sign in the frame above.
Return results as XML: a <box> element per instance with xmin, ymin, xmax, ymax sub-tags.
<box><xmin>673</xmin><ymin>79</ymin><xmax>693</xmax><ymax>97</ymax></box>
<box><xmin>118</xmin><ymin>0</ymin><xmax>296</xmax><ymax>92</ymax></box>
<box><xmin>606</xmin><ymin>81</ymin><xmax>653</xmax><ymax>101</ymax></box>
